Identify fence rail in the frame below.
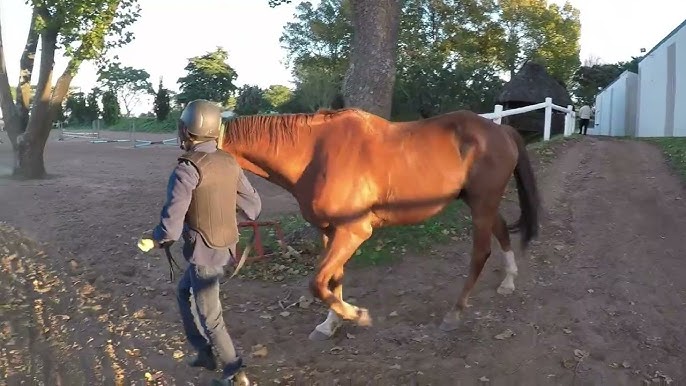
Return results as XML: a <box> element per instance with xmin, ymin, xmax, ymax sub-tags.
<box><xmin>129</xmin><ymin>122</ymin><xmax>178</xmax><ymax>148</ymax></box>
<box><xmin>57</xmin><ymin>121</ymin><xmax>101</xmax><ymax>141</ymax></box>
<box><xmin>59</xmin><ymin>98</ymin><xmax>573</xmax><ymax>148</ymax></box>
<box><xmin>479</xmin><ymin>97</ymin><xmax>576</xmax><ymax>141</ymax></box>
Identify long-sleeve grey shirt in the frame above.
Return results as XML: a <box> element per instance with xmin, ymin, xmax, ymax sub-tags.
<box><xmin>152</xmin><ymin>140</ymin><xmax>261</xmax><ymax>267</ymax></box>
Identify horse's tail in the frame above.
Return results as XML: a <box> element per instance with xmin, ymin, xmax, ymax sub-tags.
<box><xmin>506</xmin><ymin>127</ymin><xmax>540</xmax><ymax>250</ymax></box>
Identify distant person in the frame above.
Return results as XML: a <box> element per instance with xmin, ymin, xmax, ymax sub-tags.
<box><xmin>578</xmin><ymin>104</ymin><xmax>592</xmax><ymax>135</ymax></box>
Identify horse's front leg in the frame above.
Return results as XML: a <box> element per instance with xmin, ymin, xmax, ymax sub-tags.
<box><xmin>308</xmin><ymin>223</ymin><xmax>372</xmax><ymax>340</ymax></box>
<box><xmin>309</xmin><ymin>266</ymin><xmax>346</xmax><ymax>341</ymax></box>
<box><xmin>309</xmin><ymin>229</ymin><xmax>343</xmax><ymax>341</ymax></box>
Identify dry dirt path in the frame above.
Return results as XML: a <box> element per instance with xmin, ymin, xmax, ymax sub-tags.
<box><xmin>1</xmin><ymin>135</ymin><xmax>685</xmax><ymax>385</ymax></box>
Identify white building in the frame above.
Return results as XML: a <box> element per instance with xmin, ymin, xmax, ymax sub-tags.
<box><xmin>594</xmin><ymin>70</ymin><xmax>638</xmax><ymax>137</ymax></box>
<box><xmin>594</xmin><ymin>18</ymin><xmax>686</xmax><ymax>137</ymax></box>
<box><xmin>636</xmin><ymin>19</ymin><xmax>686</xmax><ymax>137</ymax></box>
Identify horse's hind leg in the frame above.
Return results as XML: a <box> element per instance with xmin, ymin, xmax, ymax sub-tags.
<box><xmin>493</xmin><ymin>213</ymin><xmax>518</xmax><ymax>295</ymax></box>
<box><xmin>440</xmin><ymin>195</ymin><xmax>498</xmax><ymax>332</ymax></box>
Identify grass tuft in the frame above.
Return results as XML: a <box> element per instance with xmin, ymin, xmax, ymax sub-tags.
<box><xmin>644</xmin><ymin>137</ymin><xmax>686</xmax><ymax>180</ymax></box>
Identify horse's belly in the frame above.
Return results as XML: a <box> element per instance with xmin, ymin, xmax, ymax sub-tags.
<box><xmin>372</xmin><ymin>200</ymin><xmax>453</xmax><ymax>227</ymax></box>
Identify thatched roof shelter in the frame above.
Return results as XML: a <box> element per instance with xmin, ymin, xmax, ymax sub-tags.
<box><xmin>495</xmin><ymin>61</ymin><xmax>573</xmax><ymax>139</ymax></box>
<box><xmin>497</xmin><ymin>61</ymin><xmax>572</xmax><ymax>107</ymax></box>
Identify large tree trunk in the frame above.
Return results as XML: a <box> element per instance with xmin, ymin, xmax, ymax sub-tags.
<box><xmin>342</xmin><ymin>0</ymin><xmax>401</xmax><ymax>119</ymax></box>
<box><xmin>14</xmin><ymin>29</ymin><xmax>59</xmax><ymax>179</ymax></box>
<box><xmin>0</xmin><ymin>11</ymin><xmax>45</xmax><ymax>178</ymax></box>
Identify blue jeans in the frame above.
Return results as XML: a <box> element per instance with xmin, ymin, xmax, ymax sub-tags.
<box><xmin>177</xmin><ymin>263</ymin><xmax>242</xmax><ymax>376</ymax></box>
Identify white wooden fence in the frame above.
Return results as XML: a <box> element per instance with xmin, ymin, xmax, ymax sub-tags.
<box><xmin>479</xmin><ymin>97</ymin><xmax>576</xmax><ymax>141</ymax></box>
<box><xmin>57</xmin><ymin>120</ymin><xmax>101</xmax><ymax>141</ymax></box>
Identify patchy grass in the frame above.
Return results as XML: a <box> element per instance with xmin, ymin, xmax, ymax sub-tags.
<box><xmin>235</xmin><ymin>202</ymin><xmax>471</xmax><ymax>282</ymax></box>
<box><xmin>645</xmin><ymin>137</ymin><xmax>686</xmax><ymax>180</ymax></box>
<box><xmin>528</xmin><ymin>133</ymin><xmax>578</xmax><ymax>165</ymax></box>
<box><xmin>235</xmin><ymin>216</ymin><xmax>317</xmax><ymax>282</ymax></box>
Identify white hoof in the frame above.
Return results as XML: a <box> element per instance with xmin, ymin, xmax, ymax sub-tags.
<box><xmin>497</xmin><ymin>281</ymin><xmax>515</xmax><ymax>295</ymax></box>
<box><xmin>309</xmin><ymin>310</ymin><xmax>342</xmax><ymax>341</ymax></box>
<box><xmin>439</xmin><ymin>311</ymin><xmax>461</xmax><ymax>332</ymax></box>
<box><xmin>308</xmin><ymin>328</ymin><xmax>334</xmax><ymax>341</ymax></box>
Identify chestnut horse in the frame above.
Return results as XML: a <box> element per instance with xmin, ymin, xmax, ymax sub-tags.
<box><xmin>219</xmin><ymin>108</ymin><xmax>540</xmax><ymax>340</ymax></box>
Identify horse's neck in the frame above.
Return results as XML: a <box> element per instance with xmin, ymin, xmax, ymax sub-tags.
<box><xmin>225</xmin><ymin>138</ymin><xmax>315</xmax><ymax>191</ymax></box>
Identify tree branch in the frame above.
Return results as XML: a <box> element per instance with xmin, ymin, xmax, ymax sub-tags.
<box><xmin>16</xmin><ymin>8</ymin><xmax>40</xmax><ymax>132</ymax></box>
<box><xmin>51</xmin><ymin>0</ymin><xmax>121</xmax><ymax>108</ymax></box>
<box><xmin>50</xmin><ymin>56</ymin><xmax>78</xmax><ymax>110</ymax></box>
<box><xmin>0</xmin><ymin>14</ymin><xmax>20</xmax><ymax>145</ymax></box>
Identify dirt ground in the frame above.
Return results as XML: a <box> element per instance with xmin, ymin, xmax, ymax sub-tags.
<box><xmin>1</xmin><ymin>129</ymin><xmax>685</xmax><ymax>386</ymax></box>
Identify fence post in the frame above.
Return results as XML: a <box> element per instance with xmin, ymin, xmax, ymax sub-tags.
<box><xmin>494</xmin><ymin>104</ymin><xmax>503</xmax><ymax>124</ymax></box>
<box><xmin>543</xmin><ymin>97</ymin><xmax>552</xmax><ymax>141</ymax></box>
<box><xmin>564</xmin><ymin>104</ymin><xmax>573</xmax><ymax>137</ymax></box>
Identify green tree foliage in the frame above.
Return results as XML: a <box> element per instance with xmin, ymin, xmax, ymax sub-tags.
<box><xmin>86</xmin><ymin>88</ymin><xmax>101</xmax><ymax>122</ymax></box>
<box><xmin>0</xmin><ymin>0</ymin><xmax>141</xmax><ymax>178</ymax></box>
<box><xmin>276</xmin><ymin>0</ymin><xmax>401</xmax><ymax>117</ymax></box>
<box><xmin>96</xmin><ymin>61</ymin><xmax>153</xmax><ymax>116</ymax></box>
<box><xmin>496</xmin><ymin>0</ymin><xmax>581</xmax><ymax>84</ymax></box>
<box><xmin>280</xmin><ymin>0</ymin><xmax>351</xmax><ymax>111</ymax></box>
<box><xmin>176</xmin><ymin>47</ymin><xmax>238</xmax><ymax>106</ymax></box>
<box><xmin>280</xmin><ymin>0</ymin><xmax>507</xmax><ymax>118</ymax></box>
<box><xmin>64</xmin><ymin>92</ymin><xmax>89</xmax><ymax>124</ymax></box>
<box><xmin>392</xmin><ymin>0</ymin><xmax>505</xmax><ymax>117</ymax></box>
<box><xmin>226</xmin><ymin>95</ymin><xmax>237</xmax><ymax>111</ymax></box>
<box><xmin>263</xmin><ymin>85</ymin><xmax>294</xmax><ymax>112</ymax></box>
<box><xmin>63</xmin><ymin>89</ymin><xmax>100</xmax><ymax>124</ymax></box>
<box><xmin>570</xmin><ymin>56</ymin><xmax>643</xmax><ymax>105</ymax></box>
<box><xmin>153</xmin><ymin>77</ymin><xmax>171</xmax><ymax>121</ymax></box>
<box><xmin>618</xmin><ymin>56</ymin><xmax>641</xmax><ymax>74</ymax></box>
<box><xmin>235</xmin><ymin>85</ymin><xmax>269</xmax><ymax>115</ymax></box>
<box><xmin>291</xmin><ymin>63</ymin><xmax>343</xmax><ymax>111</ymax></box>
<box><xmin>278</xmin><ymin>0</ymin><xmax>581</xmax><ymax>119</ymax></box>
<box><xmin>101</xmin><ymin>90</ymin><xmax>121</xmax><ymax>125</ymax></box>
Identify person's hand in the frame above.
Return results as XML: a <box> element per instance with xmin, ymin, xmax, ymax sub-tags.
<box><xmin>137</xmin><ymin>238</ymin><xmax>158</xmax><ymax>252</ymax></box>
<box><xmin>137</xmin><ymin>230</ymin><xmax>160</xmax><ymax>253</ymax></box>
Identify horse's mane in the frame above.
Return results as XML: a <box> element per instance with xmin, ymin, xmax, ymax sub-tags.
<box><xmin>222</xmin><ymin>108</ymin><xmax>356</xmax><ymax>149</ymax></box>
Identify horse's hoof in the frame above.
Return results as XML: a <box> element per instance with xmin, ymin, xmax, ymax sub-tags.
<box><xmin>308</xmin><ymin>329</ymin><xmax>333</xmax><ymax>341</ymax></box>
<box><xmin>355</xmin><ymin>308</ymin><xmax>373</xmax><ymax>327</ymax></box>
<box><xmin>497</xmin><ymin>283</ymin><xmax>515</xmax><ymax>295</ymax></box>
<box><xmin>439</xmin><ymin>320</ymin><xmax>461</xmax><ymax>332</ymax></box>
<box><xmin>439</xmin><ymin>312</ymin><xmax>461</xmax><ymax>332</ymax></box>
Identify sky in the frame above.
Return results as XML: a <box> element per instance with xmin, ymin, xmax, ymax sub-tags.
<box><xmin>1</xmin><ymin>0</ymin><xmax>685</xmax><ymax>116</ymax></box>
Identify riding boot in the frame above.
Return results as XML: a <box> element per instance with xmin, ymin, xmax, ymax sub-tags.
<box><xmin>188</xmin><ymin>346</ymin><xmax>217</xmax><ymax>371</ymax></box>
<box><xmin>210</xmin><ymin>357</ymin><xmax>249</xmax><ymax>386</ymax></box>
<box><xmin>210</xmin><ymin>370</ymin><xmax>250</xmax><ymax>386</ymax></box>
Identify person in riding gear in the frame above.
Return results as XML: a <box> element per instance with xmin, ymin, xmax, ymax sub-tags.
<box><xmin>139</xmin><ymin>99</ymin><xmax>261</xmax><ymax>386</ymax></box>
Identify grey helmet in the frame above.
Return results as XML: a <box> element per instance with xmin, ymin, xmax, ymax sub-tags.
<box><xmin>178</xmin><ymin>99</ymin><xmax>222</xmax><ymax>139</ymax></box>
